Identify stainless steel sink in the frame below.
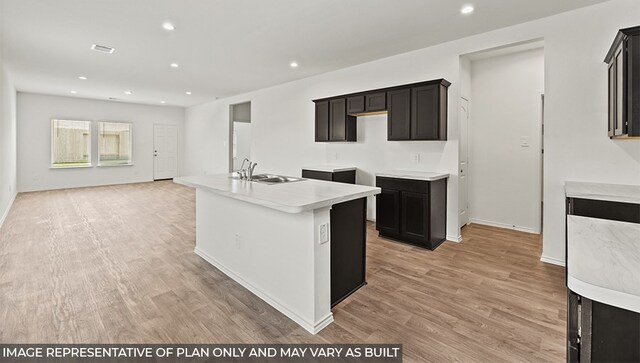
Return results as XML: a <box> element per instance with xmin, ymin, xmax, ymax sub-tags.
<box><xmin>252</xmin><ymin>174</ymin><xmax>305</xmax><ymax>184</ymax></box>
<box><xmin>230</xmin><ymin>173</ymin><xmax>305</xmax><ymax>184</ymax></box>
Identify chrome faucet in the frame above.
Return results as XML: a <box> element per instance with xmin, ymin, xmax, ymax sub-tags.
<box><xmin>247</xmin><ymin>162</ymin><xmax>258</xmax><ymax>180</ymax></box>
<box><xmin>236</xmin><ymin>158</ymin><xmax>257</xmax><ymax>180</ymax></box>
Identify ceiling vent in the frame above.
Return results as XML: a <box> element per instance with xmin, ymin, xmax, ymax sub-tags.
<box><xmin>91</xmin><ymin>44</ymin><xmax>115</xmax><ymax>54</ymax></box>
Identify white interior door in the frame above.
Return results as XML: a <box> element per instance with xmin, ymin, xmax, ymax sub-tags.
<box><xmin>459</xmin><ymin>98</ymin><xmax>470</xmax><ymax>227</ymax></box>
<box><xmin>154</xmin><ymin>125</ymin><xmax>178</xmax><ymax>180</ymax></box>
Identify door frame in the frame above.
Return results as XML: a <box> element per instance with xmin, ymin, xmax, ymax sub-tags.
<box><xmin>459</xmin><ymin>96</ymin><xmax>470</xmax><ymax>229</ymax></box>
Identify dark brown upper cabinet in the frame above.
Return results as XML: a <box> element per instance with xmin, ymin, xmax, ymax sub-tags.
<box><xmin>411</xmin><ymin>83</ymin><xmax>448</xmax><ymax>140</ymax></box>
<box><xmin>329</xmin><ymin>98</ymin><xmax>357</xmax><ymax>142</ymax></box>
<box><xmin>365</xmin><ymin>93</ymin><xmax>386</xmax><ymax>112</ymax></box>
<box><xmin>347</xmin><ymin>95</ymin><xmax>365</xmax><ymax>114</ymax></box>
<box><xmin>387</xmin><ymin>89</ymin><xmax>411</xmax><ymax>140</ymax></box>
<box><xmin>313</xmin><ymin>78</ymin><xmax>450</xmax><ymax>142</ymax></box>
<box><xmin>315</xmin><ymin>100</ymin><xmax>329</xmax><ymax>142</ymax></box>
<box><xmin>605</xmin><ymin>26</ymin><xmax>640</xmax><ymax>138</ymax></box>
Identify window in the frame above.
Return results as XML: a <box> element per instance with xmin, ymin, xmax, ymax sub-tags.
<box><xmin>51</xmin><ymin>119</ymin><xmax>92</xmax><ymax>168</ymax></box>
<box><xmin>98</xmin><ymin>122</ymin><xmax>132</xmax><ymax>166</ymax></box>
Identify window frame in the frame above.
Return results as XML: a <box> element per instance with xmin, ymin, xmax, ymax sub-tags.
<box><xmin>97</xmin><ymin>121</ymin><xmax>134</xmax><ymax>167</ymax></box>
<box><xmin>50</xmin><ymin>119</ymin><xmax>93</xmax><ymax>169</ymax></box>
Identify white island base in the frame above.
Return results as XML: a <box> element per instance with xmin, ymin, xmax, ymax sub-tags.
<box><xmin>194</xmin><ymin>189</ymin><xmax>333</xmax><ymax>334</ymax></box>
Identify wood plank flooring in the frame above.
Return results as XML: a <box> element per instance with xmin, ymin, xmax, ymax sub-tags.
<box><xmin>0</xmin><ymin>181</ymin><xmax>567</xmax><ymax>362</ymax></box>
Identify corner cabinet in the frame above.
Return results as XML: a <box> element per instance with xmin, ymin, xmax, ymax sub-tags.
<box><xmin>313</xmin><ymin>79</ymin><xmax>450</xmax><ymax>142</ymax></box>
<box><xmin>605</xmin><ymin>26</ymin><xmax>640</xmax><ymax>138</ymax></box>
<box><xmin>375</xmin><ymin>176</ymin><xmax>447</xmax><ymax>250</ymax></box>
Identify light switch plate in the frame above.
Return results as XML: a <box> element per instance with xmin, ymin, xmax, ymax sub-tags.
<box><xmin>520</xmin><ymin>136</ymin><xmax>530</xmax><ymax>147</ymax></box>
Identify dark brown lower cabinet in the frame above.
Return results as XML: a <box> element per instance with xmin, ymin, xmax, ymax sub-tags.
<box><xmin>568</xmin><ymin>290</ymin><xmax>640</xmax><ymax>363</ymax></box>
<box><xmin>375</xmin><ymin>176</ymin><xmax>446</xmax><ymax>250</ymax></box>
<box><xmin>330</xmin><ymin>197</ymin><xmax>366</xmax><ymax>307</ymax></box>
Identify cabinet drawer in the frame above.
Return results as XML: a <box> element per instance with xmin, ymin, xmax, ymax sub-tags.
<box><xmin>376</xmin><ymin>176</ymin><xmax>429</xmax><ymax>194</ymax></box>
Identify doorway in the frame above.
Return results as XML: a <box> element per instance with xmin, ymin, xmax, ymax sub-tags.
<box><xmin>153</xmin><ymin>125</ymin><xmax>178</xmax><ymax>180</ymax></box>
<box><xmin>229</xmin><ymin>102</ymin><xmax>252</xmax><ymax>172</ymax></box>
<box><xmin>460</xmin><ymin>41</ymin><xmax>545</xmax><ymax>234</ymax></box>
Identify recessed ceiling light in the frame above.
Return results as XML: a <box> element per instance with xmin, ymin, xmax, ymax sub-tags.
<box><xmin>160</xmin><ymin>100</ymin><xmax>166</xmax><ymax>104</ymax></box>
<box><xmin>124</xmin><ymin>90</ymin><xmax>133</xmax><ymax>95</ymax></box>
<box><xmin>185</xmin><ymin>91</ymin><xmax>192</xmax><ymax>95</ymax></box>
<box><xmin>78</xmin><ymin>76</ymin><xmax>87</xmax><ymax>80</ymax></box>
<box><xmin>461</xmin><ymin>5</ymin><xmax>474</xmax><ymax>14</ymax></box>
<box><xmin>290</xmin><ymin>61</ymin><xmax>299</xmax><ymax>68</ymax></box>
<box><xmin>70</xmin><ymin>90</ymin><xmax>77</xmax><ymax>94</ymax></box>
<box><xmin>162</xmin><ymin>22</ymin><xmax>175</xmax><ymax>31</ymax></box>
<box><xmin>170</xmin><ymin>63</ymin><xmax>179</xmax><ymax>68</ymax></box>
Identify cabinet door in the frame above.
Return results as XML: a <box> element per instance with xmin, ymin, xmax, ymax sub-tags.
<box><xmin>347</xmin><ymin>96</ymin><xmax>365</xmax><ymax>114</ymax></box>
<box><xmin>615</xmin><ymin>45</ymin><xmax>625</xmax><ymax>135</ymax></box>
<box><xmin>387</xmin><ymin>89</ymin><xmax>411</xmax><ymax>140</ymax></box>
<box><xmin>330</xmin><ymin>98</ymin><xmax>347</xmax><ymax>141</ymax></box>
<box><xmin>365</xmin><ymin>92</ymin><xmax>386</xmax><ymax>112</ymax></box>
<box><xmin>608</xmin><ymin>61</ymin><xmax>616</xmax><ymax>137</ymax></box>
<box><xmin>411</xmin><ymin>84</ymin><xmax>440</xmax><ymax>140</ymax></box>
<box><xmin>315</xmin><ymin>101</ymin><xmax>329</xmax><ymax>142</ymax></box>
<box><xmin>375</xmin><ymin>189</ymin><xmax>400</xmax><ymax>234</ymax></box>
<box><xmin>400</xmin><ymin>191</ymin><xmax>430</xmax><ymax>243</ymax></box>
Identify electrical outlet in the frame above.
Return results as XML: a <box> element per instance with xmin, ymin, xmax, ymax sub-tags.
<box><xmin>235</xmin><ymin>233</ymin><xmax>241</xmax><ymax>250</ymax></box>
<box><xmin>520</xmin><ymin>136</ymin><xmax>530</xmax><ymax>147</ymax></box>
<box><xmin>319</xmin><ymin>223</ymin><xmax>329</xmax><ymax>244</ymax></box>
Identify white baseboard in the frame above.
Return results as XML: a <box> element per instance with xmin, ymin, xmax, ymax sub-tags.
<box><xmin>0</xmin><ymin>192</ymin><xmax>17</xmax><ymax>229</ymax></box>
<box><xmin>194</xmin><ymin>247</ymin><xmax>333</xmax><ymax>335</ymax></box>
<box><xmin>540</xmin><ymin>255</ymin><xmax>566</xmax><ymax>267</ymax></box>
<box><xmin>469</xmin><ymin>218</ymin><xmax>539</xmax><ymax>234</ymax></box>
<box><xmin>446</xmin><ymin>234</ymin><xmax>462</xmax><ymax>242</ymax></box>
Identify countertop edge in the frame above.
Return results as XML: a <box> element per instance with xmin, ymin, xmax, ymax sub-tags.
<box><xmin>302</xmin><ymin>166</ymin><xmax>357</xmax><ymax>172</ymax></box>
<box><xmin>569</xmin><ymin>275</ymin><xmax>640</xmax><ymax>314</ymax></box>
<box><xmin>564</xmin><ymin>181</ymin><xmax>640</xmax><ymax>204</ymax></box>
<box><xmin>375</xmin><ymin>172</ymin><xmax>450</xmax><ymax>181</ymax></box>
<box><xmin>174</xmin><ymin>178</ymin><xmax>380</xmax><ymax>214</ymax></box>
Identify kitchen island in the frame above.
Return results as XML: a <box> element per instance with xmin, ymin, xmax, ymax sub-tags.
<box><xmin>174</xmin><ymin>174</ymin><xmax>380</xmax><ymax>334</ymax></box>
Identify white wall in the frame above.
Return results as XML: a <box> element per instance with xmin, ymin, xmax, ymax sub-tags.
<box><xmin>0</xmin><ymin>60</ymin><xmax>18</xmax><ymax>226</ymax></box>
<box><xmin>17</xmin><ymin>93</ymin><xmax>185</xmax><ymax>192</ymax></box>
<box><xmin>469</xmin><ymin>48</ymin><xmax>544</xmax><ymax>233</ymax></box>
<box><xmin>184</xmin><ymin>0</ymin><xmax>640</xmax><ymax>263</ymax></box>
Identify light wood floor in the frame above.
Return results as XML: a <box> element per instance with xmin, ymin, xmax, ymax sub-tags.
<box><xmin>0</xmin><ymin>181</ymin><xmax>566</xmax><ymax>362</ymax></box>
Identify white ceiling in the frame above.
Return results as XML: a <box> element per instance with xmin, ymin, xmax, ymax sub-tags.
<box><xmin>1</xmin><ymin>0</ymin><xmax>608</xmax><ymax>107</ymax></box>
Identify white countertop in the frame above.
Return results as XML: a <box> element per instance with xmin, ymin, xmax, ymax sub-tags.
<box><xmin>375</xmin><ymin>170</ymin><xmax>449</xmax><ymax>181</ymax></box>
<box><xmin>175</xmin><ymin>174</ymin><xmax>380</xmax><ymax>214</ymax></box>
<box><xmin>302</xmin><ymin>165</ymin><xmax>356</xmax><ymax>173</ymax></box>
<box><xmin>565</xmin><ymin>181</ymin><xmax>640</xmax><ymax>204</ymax></box>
